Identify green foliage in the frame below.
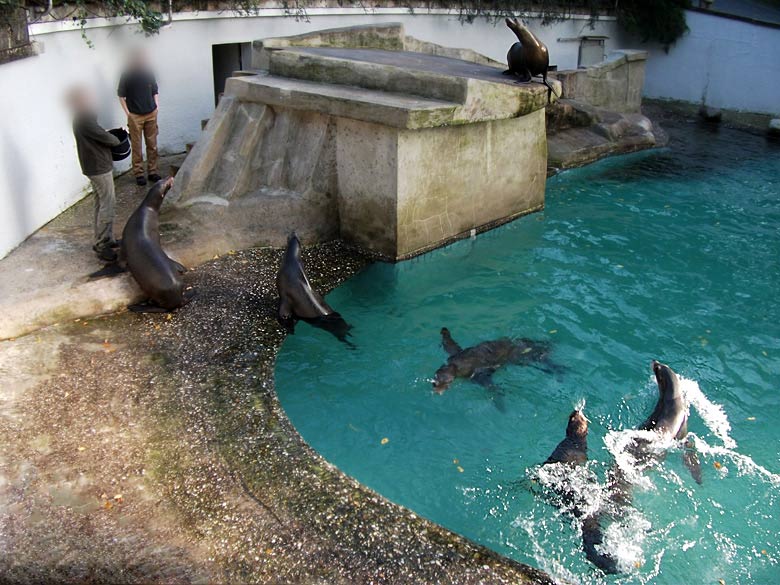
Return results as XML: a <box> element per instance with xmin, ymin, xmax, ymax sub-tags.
<box><xmin>72</xmin><ymin>0</ymin><xmax>163</xmax><ymax>47</ymax></box>
<box><xmin>10</xmin><ymin>1</ymin><xmax>691</xmax><ymax>50</ymax></box>
<box><xmin>614</xmin><ymin>0</ymin><xmax>690</xmax><ymax>50</ymax></box>
<box><xmin>416</xmin><ymin>0</ymin><xmax>606</xmax><ymax>25</ymax></box>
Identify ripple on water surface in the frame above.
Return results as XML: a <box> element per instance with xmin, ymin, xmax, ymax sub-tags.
<box><xmin>276</xmin><ymin>123</ymin><xmax>780</xmax><ymax>583</ymax></box>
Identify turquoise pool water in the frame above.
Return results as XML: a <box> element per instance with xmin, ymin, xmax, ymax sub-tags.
<box><xmin>276</xmin><ymin>124</ymin><xmax>780</xmax><ymax>583</ymax></box>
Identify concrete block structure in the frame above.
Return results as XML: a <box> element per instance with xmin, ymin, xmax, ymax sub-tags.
<box><xmin>170</xmin><ymin>23</ymin><xmax>558</xmax><ymax>259</ymax></box>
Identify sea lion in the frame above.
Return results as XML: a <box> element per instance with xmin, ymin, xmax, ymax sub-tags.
<box><xmin>122</xmin><ymin>177</ymin><xmax>189</xmax><ymax>312</ymax></box>
<box><xmin>608</xmin><ymin>360</ymin><xmax>703</xmax><ymax>507</ymax></box>
<box><xmin>276</xmin><ymin>232</ymin><xmax>353</xmax><ymax>347</ymax></box>
<box><xmin>503</xmin><ymin>17</ymin><xmax>558</xmax><ymax>103</ymax></box>
<box><xmin>539</xmin><ymin>410</ymin><xmax>619</xmax><ymax>574</ymax></box>
<box><xmin>432</xmin><ymin>327</ymin><xmax>563</xmax><ymax>411</ymax></box>
<box><xmin>545</xmin><ymin>409</ymin><xmax>589</xmax><ymax>465</ymax></box>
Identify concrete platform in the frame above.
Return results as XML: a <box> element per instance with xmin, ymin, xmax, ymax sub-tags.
<box><xmin>171</xmin><ymin>23</ymin><xmax>559</xmax><ymax>260</ymax></box>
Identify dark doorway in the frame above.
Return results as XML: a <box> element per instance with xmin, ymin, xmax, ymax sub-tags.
<box><xmin>212</xmin><ymin>42</ymin><xmax>252</xmax><ymax>105</ymax></box>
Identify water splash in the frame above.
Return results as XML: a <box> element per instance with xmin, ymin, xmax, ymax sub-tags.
<box><xmin>680</xmin><ymin>376</ymin><xmax>780</xmax><ymax>485</ymax></box>
<box><xmin>680</xmin><ymin>376</ymin><xmax>735</xmax><ymax>449</ymax></box>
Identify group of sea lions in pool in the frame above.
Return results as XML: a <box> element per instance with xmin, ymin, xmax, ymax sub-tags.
<box><xmin>276</xmin><ymin>234</ymin><xmax>703</xmax><ymax>576</ymax></box>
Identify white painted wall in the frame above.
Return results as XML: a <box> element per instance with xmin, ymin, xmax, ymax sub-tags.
<box><xmin>636</xmin><ymin>10</ymin><xmax>780</xmax><ymax>114</ymax></box>
<box><xmin>0</xmin><ymin>9</ymin><xmax>620</xmax><ymax>259</ymax></box>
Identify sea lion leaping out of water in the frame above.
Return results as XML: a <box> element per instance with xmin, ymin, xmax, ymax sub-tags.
<box><xmin>539</xmin><ymin>410</ymin><xmax>620</xmax><ymax>574</ymax></box>
<box><xmin>503</xmin><ymin>17</ymin><xmax>559</xmax><ymax>103</ymax></box>
<box><xmin>122</xmin><ymin>177</ymin><xmax>191</xmax><ymax>313</ymax></box>
<box><xmin>432</xmin><ymin>327</ymin><xmax>563</xmax><ymax>411</ymax></box>
<box><xmin>607</xmin><ymin>360</ymin><xmax>703</xmax><ymax>509</ymax></box>
<box><xmin>276</xmin><ymin>232</ymin><xmax>354</xmax><ymax>347</ymax></box>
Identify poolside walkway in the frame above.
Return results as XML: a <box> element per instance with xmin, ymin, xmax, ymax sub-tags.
<box><xmin>0</xmin><ymin>155</ymin><xmax>185</xmax><ymax>341</ymax></box>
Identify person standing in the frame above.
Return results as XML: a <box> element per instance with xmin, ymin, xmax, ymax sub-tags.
<box><xmin>68</xmin><ymin>86</ymin><xmax>121</xmax><ymax>262</ymax></box>
<box><xmin>118</xmin><ymin>50</ymin><xmax>160</xmax><ymax>186</ymax></box>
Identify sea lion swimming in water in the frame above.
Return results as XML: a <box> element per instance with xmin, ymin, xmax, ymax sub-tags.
<box><xmin>503</xmin><ymin>17</ymin><xmax>558</xmax><ymax>103</ymax></box>
<box><xmin>432</xmin><ymin>327</ymin><xmax>563</xmax><ymax>411</ymax></box>
<box><xmin>276</xmin><ymin>232</ymin><xmax>353</xmax><ymax>347</ymax></box>
<box><xmin>608</xmin><ymin>360</ymin><xmax>702</xmax><ymax>505</ymax></box>
<box><xmin>122</xmin><ymin>177</ymin><xmax>190</xmax><ymax>312</ymax></box>
<box><xmin>538</xmin><ymin>410</ymin><xmax>620</xmax><ymax>574</ymax></box>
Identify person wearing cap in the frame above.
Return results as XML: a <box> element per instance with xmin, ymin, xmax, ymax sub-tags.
<box><xmin>118</xmin><ymin>49</ymin><xmax>160</xmax><ymax>186</ymax></box>
<box><xmin>68</xmin><ymin>86</ymin><xmax>121</xmax><ymax>262</ymax></box>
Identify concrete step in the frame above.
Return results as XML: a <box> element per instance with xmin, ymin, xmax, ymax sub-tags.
<box><xmin>226</xmin><ymin>73</ymin><xmax>460</xmax><ymax>130</ymax></box>
<box><xmin>266</xmin><ymin>47</ymin><xmax>555</xmax><ymax>121</ymax></box>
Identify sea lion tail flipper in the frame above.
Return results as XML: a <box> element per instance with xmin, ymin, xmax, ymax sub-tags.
<box><xmin>88</xmin><ymin>262</ymin><xmax>127</xmax><ymax>280</ymax></box>
<box><xmin>683</xmin><ymin>438</ymin><xmax>703</xmax><ymax>485</ymax></box>
<box><xmin>581</xmin><ymin>515</ymin><xmax>620</xmax><ymax>574</ymax></box>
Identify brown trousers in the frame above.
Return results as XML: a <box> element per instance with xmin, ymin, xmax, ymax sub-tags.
<box><xmin>127</xmin><ymin>109</ymin><xmax>159</xmax><ymax>177</ymax></box>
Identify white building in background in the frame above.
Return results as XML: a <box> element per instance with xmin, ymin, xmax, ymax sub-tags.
<box><xmin>0</xmin><ymin>7</ymin><xmax>777</xmax><ymax>259</ymax></box>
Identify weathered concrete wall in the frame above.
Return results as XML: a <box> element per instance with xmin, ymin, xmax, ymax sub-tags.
<box><xmin>168</xmin><ymin>96</ymin><xmax>340</xmax><ymax>251</ymax></box>
<box><xmin>336</xmin><ymin>111</ymin><xmax>546</xmax><ymax>258</ymax></box>
<box><xmin>553</xmin><ymin>50</ymin><xmax>647</xmax><ymax>113</ymax></box>
<box><xmin>1</xmin><ymin>10</ymin><xmax>621</xmax><ymax>259</ymax></box>
<box><xmin>395</xmin><ymin>112</ymin><xmax>545</xmax><ymax>257</ymax></box>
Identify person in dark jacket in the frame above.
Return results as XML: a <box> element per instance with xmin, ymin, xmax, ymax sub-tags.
<box><xmin>118</xmin><ymin>49</ymin><xmax>160</xmax><ymax>186</ymax></box>
<box><xmin>68</xmin><ymin>86</ymin><xmax>120</xmax><ymax>262</ymax></box>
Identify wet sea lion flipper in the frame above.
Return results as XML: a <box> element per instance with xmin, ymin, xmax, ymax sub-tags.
<box><xmin>471</xmin><ymin>368</ymin><xmax>506</xmax><ymax>412</ymax></box>
<box><xmin>168</xmin><ymin>257</ymin><xmax>187</xmax><ymax>274</ymax></box>
<box><xmin>88</xmin><ymin>262</ymin><xmax>127</xmax><ymax>279</ymax></box>
<box><xmin>441</xmin><ymin>328</ymin><xmax>462</xmax><ymax>356</ymax></box>
<box><xmin>683</xmin><ymin>438</ymin><xmax>703</xmax><ymax>485</ymax></box>
<box><xmin>581</xmin><ymin>514</ymin><xmax>619</xmax><ymax>574</ymax></box>
<box><xmin>278</xmin><ymin>297</ymin><xmax>293</xmax><ymax>322</ymax></box>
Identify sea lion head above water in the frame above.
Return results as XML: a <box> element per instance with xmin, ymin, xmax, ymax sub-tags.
<box><xmin>432</xmin><ymin>363</ymin><xmax>457</xmax><ymax>394</ymax></box>
<box><xmin>566</xmin><ymin>409</ymin><xmax>589</xmax><ymax>442</ymax></box>
<box><xmin>652</xmin><ymin>360</ymin><xmax>680</xmax><ymax>401</ymax></box>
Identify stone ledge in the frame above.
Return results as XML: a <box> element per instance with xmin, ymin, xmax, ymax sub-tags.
<box><xmin>547</xmin><ymin>99</ymin><xmax>666</xmax><ymax>170</ymax></box>
<box><xmin>252</xmin><ymin>22</ymin><xmax>504</xmax><ymax>69</ymax></box>
<box><xmin>226</xmin><ymin>74</ymin><xmax>460</xmax><ymax>130</ymax></box>
<box><xmin>268</xmin><ymin>47</ymin><xmax>557</xmax><ymax>122</ymax></box>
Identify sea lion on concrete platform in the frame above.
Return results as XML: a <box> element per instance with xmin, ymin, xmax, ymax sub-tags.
<box><xmin>276</xmin><ymin>232</ymin><xmax>353</xmax><ymax>347</ymax></box>
<box><xmin>123</xmin><ymin>177</ymin><xmax>189</xmax><ymax>313</ymax></box>
<box><xmin>503</xmin><ymin>17</ymin><xmax>558</xmax><ymax>103</ymax></box>
<box><xmin>538</xmin><ymin>410</ymin><xmax>620</xmax><ymax>574</ymax></box>
<box><xmin>432</xmin><ymin>327</ymin><xmax>563</xmax><ymax>411</ymax></box>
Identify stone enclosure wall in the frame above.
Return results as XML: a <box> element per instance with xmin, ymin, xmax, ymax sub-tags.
<box><xmin>553</xmin><ymin>50</ymin><xmax>648</xmax><ymax>113</ymax></box>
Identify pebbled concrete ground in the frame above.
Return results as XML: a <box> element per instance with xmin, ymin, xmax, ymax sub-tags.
<box><xmin>0</xmin><ymin>242</ymin><xmax>553</xmax><ymax>585</ymax></box>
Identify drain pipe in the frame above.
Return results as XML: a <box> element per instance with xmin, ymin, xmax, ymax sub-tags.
<box><xmin>164</xmin><ymin>0</ymin><xmax>174</xmax><ymax>27</ymax></box>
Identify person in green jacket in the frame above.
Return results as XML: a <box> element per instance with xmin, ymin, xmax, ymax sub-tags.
<box><xmin>68</xmin><ymin>86</ymin><xmax>121</xmax><ymax>262</ymax></box>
